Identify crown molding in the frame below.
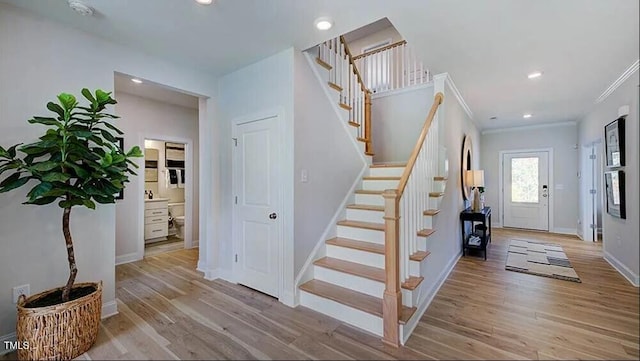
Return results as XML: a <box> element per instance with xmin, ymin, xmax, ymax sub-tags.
<box><xmin>434</xmin><ymin>72</ymin><xmax>474</xmax><ymax>121</ymax></box>
<box><xmin>595</xmin><ymin>59</ymin><xmax>639</xmax><ymax>104</ymax></box>
<box><xmin>481</xmin><ymin>120</ymin><xmax>577</xmax><ymax>135</ymax></box>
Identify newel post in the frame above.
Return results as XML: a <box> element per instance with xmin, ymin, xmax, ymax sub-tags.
<box><xmin>365</xmin><ymin>91</ymin><xmax>373</xmax><ymax>155</ymax></box>
<box><xmin>381</xmin><ymin>189</ymin><xmax>401</xmax><ymax>347</ymax></box>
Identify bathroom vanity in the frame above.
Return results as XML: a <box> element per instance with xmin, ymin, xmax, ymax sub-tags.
<box><xmin>144</xmin><ymin>198</ymin><xmax>169</xmax><ymax>242</ymax></box>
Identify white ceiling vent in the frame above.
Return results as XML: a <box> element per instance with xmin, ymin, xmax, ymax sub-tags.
<box><xmin>67</xmin><ymin>0</ymin><xmax>94</xmax><ymax>16</ymax></box>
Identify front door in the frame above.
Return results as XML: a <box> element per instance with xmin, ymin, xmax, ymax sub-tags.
<box><xmin>232</xmin><ymin>114</ymin><xmax>281</xmax><ymax>297</ymax></box>
<box><xmin>503</xmin><ymin>151</ymin><xmax>549</xmax><ymax>231</ymax></box>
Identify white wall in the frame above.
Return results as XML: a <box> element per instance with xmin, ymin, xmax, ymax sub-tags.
<box><xmin>578</xmin><ymin>74</ymin><xmax>639</xmax><ymax>285</ymax></box>
<box><xmin>292</xmin><ymin>51</ymin><xmax>365</xmax><ymax>275</ymax></box>
<box><xmin>480</xmin><ymin>123</ymin><xmax>579</xmax><ymax>233</ymax></box>
<box><xmin>347</xmin><ymin>26</ymin><xmax>403</xmax><ymax>57</ymax></box>
<box><xmin>114</xmin><ymin>92</ymin><xmax>200</xmax><ymax>258</ymax></box>
<box><xmin>0</xmin><ymin>4</ymin><xmax>217</xmax><ymax>341</ymax></box>
<box><xmin>217</xmin><ymin>49</ymin><xmax>296</xmax><ymax>302</ymax></box>
<box><xmin>371</xmin><ymin>85</ymin><xmax>434</xmax><ymax>163</ymax></box>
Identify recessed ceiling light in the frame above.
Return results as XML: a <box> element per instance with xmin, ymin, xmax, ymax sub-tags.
<box><xmin>314</xmin><ymin>17</ymin><xmax>333</xmax><ymax>30</ymax></box>
<box><xmin>527</xmin><ymin>71</ymin><xmax>543</xmax><ymax>79</ymax></box>
<box><xmin>523</xmin><ymin>114</ymin><xmax>533</xmax><ymax>118</ymax></box>
<box><xmin>195</xmin><ymin>0</ymin><xmax>213</xmax><ymax>4</ymax></box>
<box><xmin>131</xmin><ymin>78</ymin><xmax>143</xmax><ymax>84</ymax></box>
<box><xmin>67</xmin><ymin>0</ymin><xmax>94</xmax><ymax>16</ymax></box>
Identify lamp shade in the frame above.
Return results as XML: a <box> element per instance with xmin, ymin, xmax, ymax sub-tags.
<box><xmin>466</xmin><ymin>170</ymin><xmax>484</xmax><ymax>187</ymax></box>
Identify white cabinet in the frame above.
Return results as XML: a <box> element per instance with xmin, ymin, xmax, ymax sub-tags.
<box><xmin>144</xmin><ymin>199</ymin><xmax>168</xmax><ymax>241</ymax></box>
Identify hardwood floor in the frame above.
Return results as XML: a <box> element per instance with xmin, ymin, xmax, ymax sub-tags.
<box><xmin>3</xmin><ymin>228</ymin><xmax>637</xmax><ymax>360</ymax></box>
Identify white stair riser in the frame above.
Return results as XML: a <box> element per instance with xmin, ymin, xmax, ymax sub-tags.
<box><xmin>369</xmin><ymin>167</ymin><xmax>404</xmax><ymax>177</ymax></box>
<box><xmin>314</xmin><ymin>266</ymin><xmax>383</xmax><ymax>298</ymax></box>
<box><xmin>362</xmin><ymin>179</ymin><xmax>399</xmax><ymax>191</ymax></box>
<box><xmin>423</xmin><ymin>216</ymin><xmax>433</xmax><ymax>230</ymax></box>
<box><xmin>314</xmin><ymin>266</ymin><xmax>416</xmax><ymax>307</ymax></box>
<box><xmin>326</xmin><ymin>245</ymin><xmax>384</xmax><ymax>268</ymax></box>
<box><xmin>355</xmin><ymin>193</ymin><xmax>384</xmax><ymax>206</ymax></box>
<box><xmin>346</xmin><ymin>208</ymin><xmax>384</xmax><ymax>223</ymax></box>
<box><xmin>300</xmin><ymin>291</ymin><xmax>382</xmax><ymax>337</ymax></box>
<box><xmin>410</xmin><ymin>260</ymin><xmax>420</xmax><ymax>276</ymax></box>
<box><xmin>336</xmin><ymin>225</ymin><xmax>384</xmax><ymax>244</ymax></box>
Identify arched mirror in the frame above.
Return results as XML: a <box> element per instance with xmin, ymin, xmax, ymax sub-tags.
<box><xmin>460</xmin><ymin>135</ymin><xmax>473</xmax><ymax>200</ymax></box>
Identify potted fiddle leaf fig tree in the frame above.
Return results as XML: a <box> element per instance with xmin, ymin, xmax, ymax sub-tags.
<box><xmin>0</xmin><ymin>89</ymin><xmax>142</xmax><ymax>360</ymax></box>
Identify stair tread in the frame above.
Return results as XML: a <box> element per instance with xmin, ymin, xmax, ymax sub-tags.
<box><xmin>429</xmin><ymin>192</ymin><xmax>445</xmax><ymax>197</ymax></box>
<box><xmin>410</xmin><ymin>250</ymin><xmax>431</xmax><ymax>262</ymax></box>
<box><xmin>423</xmin><ymin>209</ymin><xmax>441</xmax><ymax>216</ymax></box>
<box><xmin>328</xmin><ymin>81</ymin><xmax>343</xmax><ymax>92</ymax></box>
<box><xmin>401</xmin><ymin>276</ymin><xmax>424</xmax><ymax>291</ymax></box>
<box><xmin>346</xmin><ymin>204</ymin><xmax>384</xmax><ymax>211</ymax></box>
<box><xmin>300</xmin><ymin>280</ymin><xmax>416</xmax><ymax>323</ymax></box>
<box><xmin>355</xmin><ymin>189</ymin><xmax>384</xmax><ymax>195</ymax></box>
<box><xmin>348</xmin><ymin>121</ymin><xmax>360</xmax><ymax>127</ymax></box>
<box><xmin>315</xmin><ymin>57</ymin><xmax>332</xmax><ymax>70</ymax></box>
<box><xmin>339</xmin><ymin>102</ymin><xmax>352</xmax><ymax>110</ymax></box>
<box><xmin>433</xmin><ymin>176</ymin><xmax>448</xmax><ymax>181</ymax></box>
<box><xmin>326</xmin><ymin>237</ymin><xmax>384</xmax><ymax>254</ymax></box>
<box><xmin>417</xmin><ymin>228</ymin><xmax>436</xmax><ymax>237</ymax></box>
<box><xmin>356</xmin><ymin>137</ymin><xmax>368</xmax><ymax>143</ymax></box>
<box><xmin>314</xmin><ymin>257</ymin><xmax>384</xmax><ymax>282</ymax></box>
<box><xmin>362</xmin><ymin>176</ymin><xmax>401</xmax><ymax>181</ymax></box>
<box><xmin>370</xmin><ymin>163</ymin><xmax>406</xmax><ymax>168</ymax></box>
<box><xmin>337</xmin><ymin>220</ymin><xmax>384</xmax><ymax>231</ymax></box>
<box><xmin>365</xmin><ymin>151</ymin><xmax>375</xmax><ymax>156</ymax></box>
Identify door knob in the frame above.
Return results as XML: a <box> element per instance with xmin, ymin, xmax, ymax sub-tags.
<box><xmin>269</xmin><ymin>213</ymin><xmax>277</xmax><ymax>220</ymax></box>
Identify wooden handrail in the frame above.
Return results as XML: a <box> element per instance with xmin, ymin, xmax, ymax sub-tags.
<box><xmin>340</xmin><ymin>36</ymin><xmax>370</xmax><ymax>93</ymax></box>
<box><xmin>352</xmin><ymin>40</ymin><xmax>407</xmax><ymax>61</ymax></box>
<box><xmin>396</xmin><ymin>92</ymin><xmax>444</xmax><ymax>196</ymax></box>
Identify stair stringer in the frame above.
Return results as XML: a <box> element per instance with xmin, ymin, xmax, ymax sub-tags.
<box><xmin>304</xmin><ymin>50</ymin><xmax>371</xmax><ymax>165</ymax></box>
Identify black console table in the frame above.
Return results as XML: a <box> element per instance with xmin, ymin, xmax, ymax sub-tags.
<box><xmin>460</xmin><ymin>206</ymin><xmax>492</xmax><ymax>260</ymax></box>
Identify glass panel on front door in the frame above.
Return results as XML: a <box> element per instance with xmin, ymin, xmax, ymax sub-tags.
<box><xmin>511</xmin><ymin>157</ymin><xmax>539</xmax><ymax>203</ymax></box>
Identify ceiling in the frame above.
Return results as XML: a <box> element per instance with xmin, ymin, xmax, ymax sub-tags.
<box><xmin>2</xmin><ymin>0</ymin><xmax>638</xmax><ymax>130</ymax></box>
<box><xmin>114</xmin><ymin>73</ymin><xmax>199</xmax><ymax>110</ymax></box>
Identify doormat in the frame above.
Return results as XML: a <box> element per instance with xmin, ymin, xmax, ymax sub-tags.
<box><xmin>505</xmin><ymin>239</ymin><xmax>581</xmax><ymax>283</ymax></box>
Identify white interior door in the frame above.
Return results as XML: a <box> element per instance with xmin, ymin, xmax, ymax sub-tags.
<box><xmin>503</xmin><ymin>151</ymin><xmax>549</xmax><ymax>231</ymax></box>
<box><xmin>233</xmin><ymin>115</ymin><xmax>281</xmax><ymax>297</ymax></box>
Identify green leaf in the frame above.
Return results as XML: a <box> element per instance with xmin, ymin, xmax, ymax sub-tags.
<box><xmin>100</xmin><ymin>129</ymin><xmax>117</xmax><ymax>143</ymax></box>
<box><xmin>82</xmin><ymin>199</ymin><xmax>96</xmax><ymax>210</ymax></box>
<box><xmin>101</xmin><ymin>153</ymin><xmax>113</xmax><ymax>168</ymax></box>
<box><xmin>126</xmin><ymin>146</ymin><xmax>143</xmax><ymax>158</ymax></box>
<box><xmin>46</xmin><ymin>102</ymin><xmax>65</xmax><ymax>118</ymax></box>
<box><xmin>102</xmin><ymin>122</ymin><xmax>124</xmax><ymax>135</ymax></box>
<box><xmin>41</xmin><ymin>172</ymin><xmax>71</xmax><ymax>182</ymax></box>
<box><xmin>0</xmin><ymin>172</ymin><xmax>21</xmax><ymax>187</ymax></box>
<box><xmin>57</xmin><ymin>93</ymin><xmax>77</xmax><ymax>112</ymax></box>
<box><xmin>95</xmin><ymin>89</ymin><xmax>116</xmax><ymax>106</ymax></box>
<box><xmin>58</xmin><ymin>198</ymin><xmax>84</xmax><ymax>209</ymax></box>
<box><xmin>64</xmin><ymin>162</ymin><xmax>89</xmax><ymax>178</ymax></box>
<box><xmin>27</xmin><ymin>182</ymin><xmax>53</xmax><ymax>200</ymax></box>
<box><xmin>81</xmin><ymin>88</ymin><xmax>97</xmax><ymax>107</ymax></box>
<box><xmin>0</xmin><ymin>176</ymin><xmax>29</xmax><ymax>193</ymax></box>
<box><xmin>30</xmin><ymin>161</ymin><xmax>59</xmax><ymax>172</ymax></box>
<box><xmin>0</xmin><ymin>146</ymin><xmax>7</xmax><ymax>158</ymax></box>
<box><xmin>92</xmin><ymin>194</ymin><xmax>114</xmax><ymax>204</ymax></box>
<box><xmin>28</xmin><ymin>117</ymin><xmax>61</xmax><ymax>127</ymax></box>
<box><xmin>24</xmin><ymin>196</ymin><xmax>57</xmax><ymax>205</ymax></box>
<box><xmin>7</xmin><ymin>145</ymin><xmax>19</xmax><ymax>158</ymax></box>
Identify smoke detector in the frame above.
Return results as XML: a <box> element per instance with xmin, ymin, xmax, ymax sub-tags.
<box><xmin>68</xmin><ymin>0</ymin><xmax>94</xmax><ymax>16</ymax></box>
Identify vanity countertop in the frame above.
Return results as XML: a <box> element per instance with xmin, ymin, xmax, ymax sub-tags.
<box><xmin>145</xmin><ymin>198</ymin><xmax>170</xmax><ymax>203</ymax></box>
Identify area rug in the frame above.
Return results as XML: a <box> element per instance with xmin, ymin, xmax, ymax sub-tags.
<box><xmin>505</xmin><ymin>239</ymin><xmax>581</xmax><ymax>283</ymax></box>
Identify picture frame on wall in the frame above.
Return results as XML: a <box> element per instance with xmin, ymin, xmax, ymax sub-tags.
<box><xmin>604</xmin><ymin>117</ymin><xmax>625</xmax><ymax>167</ymax></box>
<box><xmin>115</xmin><ymin>137</ymin><xmax>124</xmax><ymax>200</ymax></box>
<box><xmin>604</xmin><ymin>170</ymin><xmax>625</xmax><ymax>219</ymax></box>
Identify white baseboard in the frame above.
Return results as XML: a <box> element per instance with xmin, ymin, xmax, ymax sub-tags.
<box><xmin>102</xmin><ymin>300</ymin><xmax>119</xmax><ymax>319</ymax></box>
<box><xmin>604</xmin><ymin>251</ymin><xmax>640</xmax><ymax>287</ymax></box>
<box><xmin>400</xmin><ymin>251</ymin><xmax>462</xmax><ymax>345</ymax></box>
<box><xmin>280</xmin><ymin>290</ymin><xmax>297</xmax><ymax>307</ymax></box>
<box><xmin>0</xmin><ymin>332</ymin><xmax>17</xmax><ymax>355</ymax></box>
<box><xmin>115</xmin><ymin>252</ymin><xmax>140</xmax><ymax>265</ymax></box>
<box><xmin>552</xmin><ymin>227</ymin><xmax>577</xmax><ymax>236</ymax></box>
<box><xmin>0</xmin><ymin>300</ymin><xmax>119</xmax><ymax>356</ymax></box>
<box><xmin>201</xmin><ymin>268</ymin><xmax>220</xmax><ymax>281</ymax></box>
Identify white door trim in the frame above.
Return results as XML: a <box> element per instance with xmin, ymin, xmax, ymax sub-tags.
<box><xmin>498</xmin><ymin>148</ymin><xmax>554</xmax><ymax>232</ymax></box>
<box><xmin>137</xmin><ymin>133</ymin><xmax>195</xmax><ymax>261</ymax></box>
<box><xmin>231</xmin><ymin>107</ymin><xmax>288</xmax><ymax>302</ymax></box>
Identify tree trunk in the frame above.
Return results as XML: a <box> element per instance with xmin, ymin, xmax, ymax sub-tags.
<box><xmin>61</xmin><ymin>207</ymin><xmax>77</xmax><ymax>302</ymax></box>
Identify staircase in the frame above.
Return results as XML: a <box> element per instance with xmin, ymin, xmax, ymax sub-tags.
<box><xmin>300</xmin><ymin>36</ymin><xmax>445</xmax><ymax>346</ymax></box>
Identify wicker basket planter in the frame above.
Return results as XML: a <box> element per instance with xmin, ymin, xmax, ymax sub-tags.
<box><xmin>16</xmin><ymin>282</ymin><xmax>102</xmax><ymax>360</ymax></box>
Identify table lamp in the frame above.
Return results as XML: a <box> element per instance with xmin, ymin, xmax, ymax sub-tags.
<box><xmin>466</xmin><ymin>170</ymin><xmax>484</xmax><ymax>212</ymax></box>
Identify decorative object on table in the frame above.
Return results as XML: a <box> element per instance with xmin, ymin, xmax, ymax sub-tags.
<box><xmin>505</xmin><ymin>239</ymin><xmax>581</xmax><ymax>283</ymax></box>
<box><xmin>468</xmin><ymin>234</ymin><xmax>482</xmax><ymax>246</ymax></box>
<box><xmin>460</xmin><ymin>135</ymin><xmax>473</xmax><ymax>202</ymax></box>
<box><xmin>466</xmin><ymin>169</ymin><xmax>485</xmax><ymax>212</ymax></box>
<box><xmin>604</xmin><ymin>117</ymin><xmax>625</xmax><ymax>167</ymax></box>
<box><xmin>0</xmin><ymin>89</ymin><xmax>143</xmax><ymax>360</ymax></box>
<box><xmin>604</xmin><ymin>170</ymin><xmax>626</xmax><ymax>219</ymax></box>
